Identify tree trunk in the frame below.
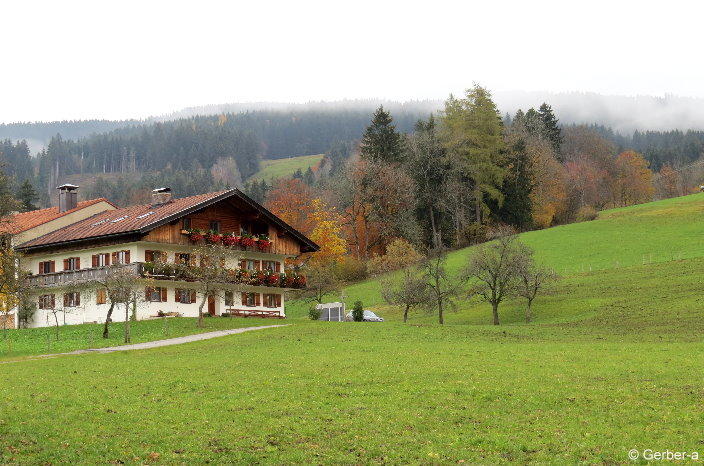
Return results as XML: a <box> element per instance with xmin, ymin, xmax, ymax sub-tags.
<box><xmin>474</xmin><ymin>190</ymin><xmax>482</xmax><ymax>224</ymax></box>
<box><xmin>437</xmin><ymin>296</ymin><xmax>444</xmax><ymax>325</ymax></box>
<box><xmin>197</xmin><ymin>294</ymin><xmax>207</xmax><ymax>328</ymax></box>
<box><xmin>492</xmin><ymin>302</ymin><xmax>500</xmax><ymax>325</ymax></box>
<box><xmin>429</xmin><ymin>207</ymin><xmax>440</xmax><ymax>248</ymax></box>
<box><xmin>403</xmin><ymin>305</ymin><xmax>409</xmax><ymax>323</ymax></box>
<box><xmin>53</xmin><ymin>313</ymin><xmax>60</xmax><ymax>340</ymax></box>
<box><xmin>103</xmin><ymin>301</ymin><xmax>115</xmax><ymax>338</ymax></box>
<box><xmin>123</xmin><ymin>303</ymin><xmax>131</xmax><ymax>343</ymax></box>
<box><xmin>525</xmin><ymin>300</ymin><xmax>533</xmax><ymax>323</ymax></box>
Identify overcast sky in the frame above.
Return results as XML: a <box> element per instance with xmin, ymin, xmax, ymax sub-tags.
<box><xmin>2</xmin><ymin>0</ymin><xmax>702</xmax><ymax>123</ymax></box>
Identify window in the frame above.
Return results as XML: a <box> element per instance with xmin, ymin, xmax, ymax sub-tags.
<box><xmin>92</xmin><ymin>253</ymin><xmax>110</xmax><ymax>267</ymax></box>
<box><xmin>242</xmin><ymin>292</ymin><xmax>259</xmax><ymax>307</ymax></box>
<box><xmin>146</xmin><ymin>286</ymin><xmax>167</xmax><ymax>302</ymax></box>
<box><xmin>112</xmin><ymin>250</ymin><xmax>131</xmax><ymax>265</ymax></box>
<box><xmin>241</xmin><ymin>259</ymin><xmax>259</xmax><ymax>271</ymax></box>
<box><xmin>182</xmin><ymin>218</ymin><xmax>191</xmax><ymax>230</ymax></box>
<box><xmin>63</xmin><ymin>257</ymin><xmax>80</xmax><ymax>271</ymax></box>
<box><xmin>175</xmin><ymin>288</ymin><xmax>196</xmax><ymax>304</ymax></box>
<box><xmin>175</xmin><ymin>253</ymin><xmax>191</xmax><ymax>265</ymax></box>
<box><xmin>263</xmin><ymin>294</ymin><xmax>281</xmax><ymax>308</ymax></box>
<box><xmin>63</xmin><ymin>292</ymin><xmax>80</xmax><ymax>308</ymax></box>
<box><xmin>209</xmin><ymin>220</ymin><xmax>220</xmax><ymax>233</ymax></box>
<box><xmin>38</xmin><ymin>261</ymin><xmax>55</xmax><ymax>274</ymax></box>
<box><xmin>240</xmin><ymin>223</ymin><xmax>250</xmax><ymax>235</ymax></box>
<box><xmin>262</xmin><ymin>260</ymin><xmax>279</xmax><ymax>272</ymax></box>
<box><xmin>38</xmin><ymin>294</ymin><xmax>55</xmax><ymax>310</ymax></box>
<box><xmin>96</xmin><ymin>288</ymin><xmax>107</xmax><ymax>305</ymax></box>
<box><xmin>145</xmin><ymin>250</ymin><xmax>166</xmax><ymax>263</ymax></box>
<box><xmin>224</xmin><ymin>291</ymin><xmax>234</xmax><ymax>307</ymax></box>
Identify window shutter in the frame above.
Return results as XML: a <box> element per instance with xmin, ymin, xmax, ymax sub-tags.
<box><xmin>112</xmin><ymin>252</ymin><xmax>118</xmax><ymax>263</ymax></box>
<box><xmin>160</xmin><ymin>287</ymin><xmax>167</xmax><ymax>302</ymax></box>
<box><xmin>38</xmin><ymin>262</ymin><xmax>43</xmax><ymax>274</ymax></box>
<box><xmin>145</xmin><ymin>286</ymin><xmax>152</xmax><ymax>301</ymax></box>
<box><xmin>255</xmin><ymin>293</ymin><xmax>261</xmax><ymax>306</ymax></box>
<box><xmin>254</xmin><ymin>260</ymin><xmax>261</xmax><ymax>271</ymax></box>
<box><xmin>76</xmin><ymin>293</ymin><xmax>80</xmax><ymax>306</ymax></box>
<box><xmin>51</xmin><ymin>294</ymin><xmax>55</xmax><ymax>308</ymax></box>
<box><xmin>276</xmin><ymin>294</ymin><xmax>281</xmax><ymax>307</ymax></box>
<box><xmin>50</xmin><ymin>261</ymin><xmax>55</xmax><ymax>273</ymax></box>
<box><xmin>145</xmin><ymin>250</ymin><xmax>152</xmax><ymax>262</ymax></box>
<box><xmin>63</xmin><ymin>294</ymin><xmax>69</xmax><ymax>307</ymax></box>
<box><xmin>275</xmin><ymin>262</ymin><xmax>281</xmax><ymax>272</ymax></box>
<box><xmin>241</xmin><ymin>292</ymin><xmax>247</xmax><ymax>305</ymax></box>
<box><xmin>63</xmin><ymin>259</ymin><xmax>69</xmax><ymax>270</ymax></box>
<box><xmin>92</xmin><ymin>255</ymin><xmax>98</xmax><ymax>267</ymax></box>
<box><xmin>105</xmin><ymin>254</ymin><xmax>110</xmax><ymax>266</ymax></box>
<box><xmin>190</xmin><ymin>290</ymin><xmax>196</xmax><ymax>303</ymax></box>
<box><xmin>174</xmin><ymin>288</ymin><xmax>180</xmax><ymax>302</ymax></box>
<box><xmin>125</xmin><ymin>250</ymin><xmax>131</xmax><ymax>263</ymax></box>
<box><xmin>239</xmin><ymin>259</ymin><xmax>246</xmax><ymax>269</ymax></box>
<box><xmin>75</xmin><ymin>258</ymin><xmax>80</xmax><ymax>269</ymax></box>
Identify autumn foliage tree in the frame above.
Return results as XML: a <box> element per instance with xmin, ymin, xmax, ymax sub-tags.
<box><xmin>265</xmin><ymin>178</ymin><xmax>316</xmax><ymax>235</ymax></box>
<box><xmin>613</xmin><ymin>150</ymin><xmax>654</xmax><ymax>206</ymax></box>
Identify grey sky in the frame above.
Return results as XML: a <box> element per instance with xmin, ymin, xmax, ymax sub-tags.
<box><xmin>2</xmin><ymin>0</ymin><xmax>702</xmax><ymax>123</ymax></box>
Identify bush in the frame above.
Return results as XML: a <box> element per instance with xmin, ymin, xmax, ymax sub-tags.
<box><xmin>457</xmin><ymin>222</ymin><xmax>488</xmax><ymax>247</ymax></box>
<box><xmin>352</xmin><ymin>300</ymin><xmax>364</xmax><ymax>322</ymax></box>
<box><xmin>308</xmin><ymin>306</ymin><xmax>322</xmax><ymax>320</ymax></box>
<box><xmin>576</xmin><ymin>206</ymin><xmax>598</xmax><ymax>222</ymax></box>
<box><xmin>367</xmin><ymin>238</ymin><xmax>424</xmax><ymax>276</ymax></box>
<box><xmin>333</xmin><ymin>256</ymin><xmax>368</xmax><ymax>282</ymax></box>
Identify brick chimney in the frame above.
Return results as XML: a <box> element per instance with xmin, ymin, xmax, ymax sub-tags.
<box><xmin>57</xmin><ymin>184</ymin><xmax>79</xmax><ymax>212</ymax></box>
<box><xmin>151</xmin><ymin>187</ymin><xmax>173</xmax><ymax>205</ymax></box>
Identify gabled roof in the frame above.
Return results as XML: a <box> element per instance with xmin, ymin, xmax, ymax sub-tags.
<box><xmin>2</xmin><ymin>198</ymin><xmax>114</xmax><ymax>235</ymax></box>
<box><xmin>16</xmin><ymin>189</ymin><xmax>319</xmax><ymax>253</ymax></box>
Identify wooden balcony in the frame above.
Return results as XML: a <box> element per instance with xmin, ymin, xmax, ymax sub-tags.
<box><xmin>26</xmin><ymin>262</ymin><xmax>307</xmax><ymax>290</ymax></box>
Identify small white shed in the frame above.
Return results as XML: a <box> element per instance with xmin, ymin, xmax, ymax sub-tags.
<box><xmin>316</xmin><ymin>302</ymin><xmax>346</xmax><ymax>322</ymax></box>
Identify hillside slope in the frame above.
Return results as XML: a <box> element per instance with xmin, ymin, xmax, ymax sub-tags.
<box><xmin>250</xmin><ymin>154</ymin><xmax>324</xmax><ymax>182</ymax></box>
<box><xmin>291</xmin><ymin>193</ymin><xmax>704</xmax><ymax>332</ymax></box>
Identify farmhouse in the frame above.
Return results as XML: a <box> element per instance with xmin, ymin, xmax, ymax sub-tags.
<box><xmin>9</xmin><ymin>186</ymin><xmax>318</xmax><ymax>328</ymax></box>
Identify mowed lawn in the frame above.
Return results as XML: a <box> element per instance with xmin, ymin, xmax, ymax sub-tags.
<box><xmin>1</xmin><ymin>323</ymin><xmax>702</xmax><ymax>463</ymax></box>
<box><xmin>250</xmin><ymin>154</ymin><xmax>324</xmax><ymax>181</ymax></box>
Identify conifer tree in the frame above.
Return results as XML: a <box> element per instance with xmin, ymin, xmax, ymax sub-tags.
<box><xmin>17</xmin><ymin>179</ymin><xmax>38</xmax><ymax>212</ymax></box>
<box><xmin>360</xmin><ymin>106</ymin><xmax>404</xmax><ymax>163</ymax></box>
<box><xmin>538</xmin><ymin>103</ymin><xmax>563</xmax><ymax>159</ymax></box>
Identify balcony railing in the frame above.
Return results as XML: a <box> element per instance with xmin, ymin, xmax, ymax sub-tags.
<box><xmin>26</xmin><ymin>262</ymin><xmax>307</xmax><ymax>290</ymax></box>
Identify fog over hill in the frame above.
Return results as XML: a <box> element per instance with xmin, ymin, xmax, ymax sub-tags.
<box><xmin>3</xmin><ymin>91</ymin><xmax>704</xmax><ymax>153</ymax></box>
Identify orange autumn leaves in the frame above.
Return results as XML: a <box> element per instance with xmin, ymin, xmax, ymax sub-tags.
<box><xmin>266</xmin><ymin>179</ymin><xmax>346</xmax><ymax>265</ymax></box>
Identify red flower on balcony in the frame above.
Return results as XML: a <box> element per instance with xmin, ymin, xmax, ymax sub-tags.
<box><xmin>241</xmin><ymin>236</ymin><xmax>256</xmax><ymax>248</ymax></box>
<box><xmin>265</xmin><ymin>273</ymin><xmax>280</xmax><ymax>285</ymax></box>
<box><xmin>257</xmin><ymin>239</ymin><xmax>272</xmax><ymax>251</ymax></box>
<box><xmin>205</xmin><ymin>232</ymin><xmax>222</xmax><ymax>244</ymax></box>
<box><xmin>222</xmin><ymin>235</ymin><xmax>238</xmax><ymax>246</ymax></box>
<box><xmin>188</xmin><ymin>231</ymin><xmax>204</xmax><ymax>242</ymax></box>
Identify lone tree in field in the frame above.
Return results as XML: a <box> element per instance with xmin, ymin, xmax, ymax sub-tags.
<box><xmin>517</xmin><ymin>263</ymin><xmax>558</xmax><ymax>323</ymax></box>
<box><xmin>351</xmin><ymin>300</ymin><xmax>364</xmax><ymax>322</ymax></box>
<box><xmin>464</xmin><ymin>228</ymin><xmax>531</xmax><ymax>325</ymax></box>
<box><xmin>301</xmin><ymin>261</ymin><xmax>341</xmax><ymax>304</ymax></box>
<box><xmin>381</xmin><ymin>267</ymin><xmax>431</xmax><ymax>323</ymax></box>
<box><xmin>422</xmin><ymin>247</ymin><xmax>460</xmax><ymax>325</ymax></box>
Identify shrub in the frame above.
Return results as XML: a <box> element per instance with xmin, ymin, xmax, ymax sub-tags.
<box><xmin>352</xmin><ymin>300</ymin><xmax>364</xmax><ymax>322</ymax></box>
<box><xmin>576</xmin><ymin>206</ymin><xmax>598</xmax><ymax>222</ymax></box>
<box><xmin>457</xmin><ymin>222</ymin><xmax>488</xmax><ymax>247</ymax></box>
<box><xmin>367</xmin><ymin>238</ymin><xmax>424</xmax><ymax>276</ymax></box>
<box><xmin>308</xmin><ymin>306</ymin><xmax>322</xmax><ymax>320</ymax></box>
<box><xmin>333</xmin><ymin>256</ymin><xmax>368</xmax><ymax>282</ymax></box>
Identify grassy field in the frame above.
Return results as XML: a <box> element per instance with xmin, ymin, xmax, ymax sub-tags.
<box><xmin>0</xmin><ymin>317</ymin><xmax>274</xmax><ymax>360</ymax></box>
<box><xmin>2</xmin><ymin>194</ymin><xmax>704</xmax><ymax>463</ymax></box>
<box><xmin>250</xmin><ymin>154</ymin><xmax>324</xmax><ymax>181</ymax></box>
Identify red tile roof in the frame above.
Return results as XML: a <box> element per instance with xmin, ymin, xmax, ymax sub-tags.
<box><xmin>17</xmin><ymin>190</ymin><xmax>232</xmax><ymax>249</ymax></box>
<box><xmin>2</xmin><ymin>198</ymin><xmax>114</xmax><ymax>235</ymax></box>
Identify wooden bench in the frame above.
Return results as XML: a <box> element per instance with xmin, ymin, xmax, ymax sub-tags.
<box><xmin>225</xmin><ymin>308</ymin><xmax>284</xmax><ymax>319</ymax></box>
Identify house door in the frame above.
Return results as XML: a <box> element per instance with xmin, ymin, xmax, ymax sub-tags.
<box><xmin>208</xmin><ymin>295</ymin><xmax>216</xmax><ymax>316</ymax></box>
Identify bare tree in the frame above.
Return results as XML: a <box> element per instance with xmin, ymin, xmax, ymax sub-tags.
<box><xmin>92</xmin><ymin>265</ymin><xmax>145</xmax><ymax>339</ymax></box>
<box><xmin>189</xmin><ymin>243</ymin><xmax>237</xmax><ymax>327</ymax></box>
<box><xmin>0</xmin><ymin>244</ymin><xmax>26</xmax><ymax>342</ymax></box>
<box><xmin>381</xmin><ymin>267</ymin><xmax>431</xmax><ymax>323</ymax></box>
<box><xmin>464</xmin><ymin>228</ymin><xmax>531</xmax><ymax>325</ymax></box>
<box><xmin>422</xmin><ymin>247</ymin><xmax>461</xmax><ymax>325</ymax></box>
<box><xmin>517</xmin><ymin>264</ymin><xmax>558</xmax><ymax>323</ymax></box>
<box><xmin>300</xmin><ymin>261</ymin><xmax>341</xmax><ymax>304</ymax></box>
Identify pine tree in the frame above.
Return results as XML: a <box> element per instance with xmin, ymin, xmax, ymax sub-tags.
<box><xmin>538</xmin><ymin>103</ymin><xmax>563</xmax><ymax>159</ymax></box>
<box><xmin>17</xmin><ymin>179</ymin><xmax>38</xmax><ymax>212</ymax></box>
<box><xmin>303</xmin><ymin>167</ymin><xmax>315</xmax><ymax>186</ymax></box>
<box><xmin>360</xmin><ymin>106</ymin><xmax>404</xmax><ymax>163</ymax></box>
<box><xmin>495</xmin><ymin>137</ymin><xmax>533</xmax><ymax>229</ymax></box>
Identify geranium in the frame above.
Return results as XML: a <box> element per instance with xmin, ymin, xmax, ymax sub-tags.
<box><xmin>188</xmin><ymin>230</ymin><xmax>204</xmax><ymax>243</ymax></box>
<box><xmin>257</xmin><ymin>239</ymin><xmax>272</xmax><ymax>251</ymax></box>
<box><xmin>265</xmin><ymin>273</ymin><xmax>280</xmax><ymax>286</ymax></box>
<box><xmin>240</xmin><ymin>235</ymin><xmax>256</xmax><ymax>248</ymax></box>
<box><xmin>205</xmin><ymin>232</ymin><xmax>222</xmax><ymax>244</ymax></box>
<box><xmin>222</xmin><ymin>234</ymin><xmax>238</xmax><ymax>246</ymax></box>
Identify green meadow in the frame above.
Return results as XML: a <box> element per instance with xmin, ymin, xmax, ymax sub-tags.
<box><xmin>2</xmin><ymin>194</ymin><xmax>704</xmax><ymax>463</ymax></box>
<box><xmin>250</xmin><ymin>154</ymin><xmax>324</xmax><ymax>181</ymax></box>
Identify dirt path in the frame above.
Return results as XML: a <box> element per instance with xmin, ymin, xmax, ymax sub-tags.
<box><xmin>1</xmin><ymin>324</ymin><xmax>289</xmax><ymax>364</ymax></box>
